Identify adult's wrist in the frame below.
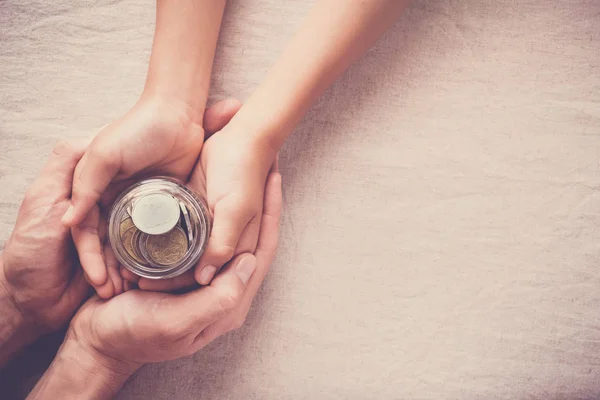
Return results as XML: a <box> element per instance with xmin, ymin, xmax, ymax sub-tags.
<box><xmin>27</xmin><ymin>333</ymin><xmax>140</xmax><ymax>400</ymax></box>
<box><xmin>0</xmin><ymin>257</ymin><xmax>39</xmax><ymax>366</ymax></box>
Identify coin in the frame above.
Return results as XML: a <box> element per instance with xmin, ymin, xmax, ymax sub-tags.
<box><xmin>131</xmin><ymin>193</ymin><xmax>180</xmax><ymax>235</ymax></box>
<box><xmin>179</xmin><ymin>201</ymin><xmax>194</xmax><ymax>243</ymax></box>
<box><xmin>144</xmin><ymin>227</ymin><xmax>188</xmax><ymax>266</ymax></box>
<box><xmin>119</xmin><ymin>217</ymin><xmax>134</xmax><ymax>236</ymax></box>
<box><xmin>131</xmin><ymin>229</ymin><xmax>151</xmax><ymax>265</ymax></box>
<box><xmin>122</xmin><ymin>226</ymin><xmax>147</xmax><ymax>265</ymax></box>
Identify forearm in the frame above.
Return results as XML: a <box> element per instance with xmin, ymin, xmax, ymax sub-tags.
<box><xmin>144</xmin><ymin>0</ymin><xmax>227</xmax><ymax>122</ymax></box>
<box><xmin>0</xmin><ymin>258</ymin><xmax>38</xmax><ymax>366</ymax></box>
<box><xmin>231</xmin><ymin>0</ymin><xmax>410</xmax><ymax>150</ymax></box>
<box><xmin>27</xmin><ymin>336</ymin><xmax>137</xmax><ymax>400</ymax></box>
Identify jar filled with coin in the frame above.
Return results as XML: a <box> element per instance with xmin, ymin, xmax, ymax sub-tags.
<box><xmin>108</xmin><ymin>177</ymin><xmax>210</xmax><ymax>279</ymax></box>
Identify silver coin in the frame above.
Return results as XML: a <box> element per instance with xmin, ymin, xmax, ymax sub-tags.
<box><xmin>179</xmin><ymin>201</ymin><xmax>194</xmax><ymax>243</ymax></box>
<box><xmin>131</xmin><ymin>192</ymin><xmax>180</xmax><ymax>235</ymax></box>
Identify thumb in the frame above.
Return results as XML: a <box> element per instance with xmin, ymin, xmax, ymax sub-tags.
<box><xmin>62</xmin><ymin>139</ymin><xmax>121</xmax><ymax>226</ymax></box>
<box><xmin>166</xmin><ymin>254</ymin><xmax>257</xmax><ymax>335</ymax></box>
<box><xmin>203</xmin><ymin>98</ymin><xmax>242</xmax><ymax>138</ymax></box>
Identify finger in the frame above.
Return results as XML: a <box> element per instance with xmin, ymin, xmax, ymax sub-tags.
<box><xmin>164</xmin><ymin>253</ymin><xmax>257</xmax><ymax>337</ymax></box>
<box><xmin>255</xmin><ymin>171</ymin><xmax>283</xmax><ymax>261</ymax></box>
<box><xmin>57</xmin><ymin>267</ymin><xmax>90</xmax><ymax>315</ymax></box>
<box><xmin>105</xmin><ymin>245</ymin><xmax>123</xmax><ymax>297</ymax></box>
<box><xmin>203</xmin><ymin>98</ymin><xmax>242</xmax><ymax>138</ymax></box>
<box><xmin>198</xmin><ymin>172</ymin><xmax>284</xmax><ymax>343</ymax></box>
<box><xmin>42</xmin><ymin>139</ymin><xmax>88</xmax><ymax>182</ymax></box>
<box><xmin>232</xmin><ymin>154</ymin><xmax>281</xmax><ymax>255</ymax></box>
<box><xmin>232</xmin><ymin>214</ymin><xmax>261</xmax><ymax>255</ymax></box>
<box><xmin>138</xmin><ymin>270</ymin><xmax>197</xmax><ymax>292</ymax></box>
<box><xmin>123</xmin><ymin>280</ymin><xmax>134</xmax><ymax>292</ymax></box>
<box><xmin>187</xmin><ymin>162</ymin><xmax>207</xmax><ymax>200</ymax></box>
<box><xmin>98</xmin><ymin>208</ymin><xmax>108</xmax><ymax>242</ymax></box>
<box><xmin>119</xmin><ymin>266</ymin><xmax>140</xmax><ymax>284</ymax></box>
<box><xmin>62</xmin><ymin>138</ymin><xmax>121</xmax><ymax>226</ymax></box>
<box><xmin>94</xmin><ymin>277</ymin><xmax>115</xmax><ymax>299</ymax></box>
<box><xmin>234</xmin><ymin>172</ymin><xmax>283</xmax><ymax>310</ymax></box>
<box><xmin>71</xmin><ymin>204</ymin><xmax>108</xmax><ymax>288</ymax></box>
<box><xmin>26</xmin><ymin>139</ymin><xmax>89</xmax><ymax>201</ymax></box>
<box><xmin>194</xmin><ymin>197</ymin><xmax>256</xmax><ymax>285</ymax></box>
<box><xmin>270</xmin><ymin>153</ymin><xmax>279</xmax><ymax>174</ymax></box>
<box><xmin>99</xmin><ymin>177</ymin><xmax>141</xmax><ymax>209</ymax></box>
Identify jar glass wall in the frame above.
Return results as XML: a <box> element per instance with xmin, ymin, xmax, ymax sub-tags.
<box><xmin>108</xmin><ymin>177</ymin><xmax>210</xmax><ymax>279</ymax></box>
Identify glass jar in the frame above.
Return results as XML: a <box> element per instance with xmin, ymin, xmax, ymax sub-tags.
<box><xmin>108</xmin><ymin>177</ymin><xmax>211</xmax><ymax>279</ymax></box>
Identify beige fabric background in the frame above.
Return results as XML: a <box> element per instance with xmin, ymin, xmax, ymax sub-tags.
<box><xmin>1</xmin><ymin>0</ymin><xmax>600</xmax><ymax>399</ymax></box>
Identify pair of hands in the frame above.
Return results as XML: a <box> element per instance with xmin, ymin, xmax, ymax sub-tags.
<box><xmin>0</xmin><ymin>99</ymin><xmax>282</xmax><ymax>373</ymax></box>
<box><xmin>63</xmin><ymin>93</ymin><xmax>276</xmax><ymax>297</ymax></box>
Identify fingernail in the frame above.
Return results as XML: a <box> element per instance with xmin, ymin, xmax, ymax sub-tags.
<box><xmin>199</xmin><ymin>265</ymin><xmax>217</xmax><ymax>285</ymax></box>
<box><xmin>235</xmin><ymin>255</ymin><xmax>257</xmax><ymax>285</ymax></box>
<box><xmin>61</xmin><ymin>205</ymin><xmax>75</xmax><ymax>224</ymax></box>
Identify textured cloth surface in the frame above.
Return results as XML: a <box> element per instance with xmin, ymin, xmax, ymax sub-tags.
<box><xmin>1</xmin><ymin>1</ymin><xmax>600</xmax><ymax>399</ymax></box>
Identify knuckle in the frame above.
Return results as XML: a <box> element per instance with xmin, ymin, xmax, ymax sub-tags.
<box><xmin>216</xmin><ymin>288</ymin><xmax>241</xmax><ymax>314</ymax></box>
<box><xmin>51</xmin><ymin>139</ymin><xmax>74</xmax><ymax>158</ymax></box>
<box><xmin>210</xmin><ymin>243</ymin><xmax>236</xmax><ymax>262</ymax></box>
<box><xmin>230</xmin><ymin>313</ymin><xmax>247</xmax><ymax>331</ymax></box>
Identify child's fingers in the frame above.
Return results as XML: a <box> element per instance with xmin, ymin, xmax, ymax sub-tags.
<box><xmin>120</xmin><ymin>266</ymin><xmax>140</xmax><ymax>284</ymax></box>
<box><xmin>231</xmin><ymin>214</ymin><xmax>261</xmax><ymax>255</ymax></box>
<box><xmin>123</xmin><ymin>280</ymin><xmax>135</xmax><ymax>292</ymax></box>
<box><xmin>194</xmin><ymin>196</ymin><xmax>256</xmax><ymax>285</ymax></box>
<box><xmin>94</xmin><ymin>278</ymin><xmax>115</xmax><ymax>299</ymax></box>
<box><xmin>255</xmin><ymin>172</ymin><xmax>283</xmax><ymax>261</ymax></box>
<box><xmin>203</xmin><ymin>98</ymin><xmax>242</xmax><ymax>138</ymax></box>
<box><xmin>71</xmin><ymin>204</ymin><xmax>108</xmax><ymax>289</ymax></box>
<box><xmin>62</xmin><ymin>140</ymin><xmax>121</xmax><ymax>226</ymax></box>
<box><xmin>104</xmin><ymin>244</ymin><xmax>122</xmax><ymax>297</ymax></box>
<box><xmin>200</xmin><ymin>172</ymin><xmax>283</xmax><ymax>340</ymax></box>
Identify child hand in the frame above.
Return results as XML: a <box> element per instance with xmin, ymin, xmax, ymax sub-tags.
<box><xmin>189</xmin><ymin>125</ymin><xmax>277</xmax><ymax>285</ymax></box>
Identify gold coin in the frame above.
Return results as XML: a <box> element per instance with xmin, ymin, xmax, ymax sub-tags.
<box><xmin>132</xmin><ymin>229</ymin><xmax>150</xmax><ymax>264</ymax></box>
<box><xmin>145</xmin><ymin>227</ymin><xmax>188</xmax><ymax>266</ymax></box>
<box><xmin>122</xmin><ymin>226</ymin><xmax>147</xmax><ymax>265</ymax></box>
<box><xmin>119</xmin><ymin>217</ymin><xmax>134</xmax><ymax>236</ymax></box>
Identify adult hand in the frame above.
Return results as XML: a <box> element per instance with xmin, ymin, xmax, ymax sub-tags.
<box><xmin>67</xmin><ymin>96</ymin><xmax>241</xmax><ymax>298</ymax></box>
<box><xmin>63</xmin><ymin>162</ymin><xmax>282</xmax><ymax>385</ymax></box>
<box><xmin>0</xmin><ymin>141</ymin><xmax>90</xmax><ymax>360</ymax></box>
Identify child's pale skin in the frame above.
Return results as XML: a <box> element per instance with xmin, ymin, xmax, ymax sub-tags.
<box><xmin>63</xmin><ymin>0</ymin><xmax>411</xmax><ymax>296</ymax></box>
